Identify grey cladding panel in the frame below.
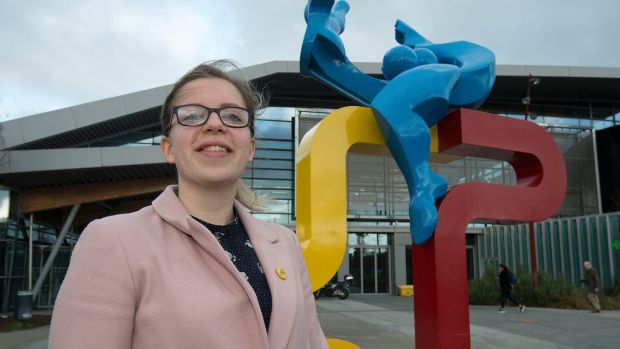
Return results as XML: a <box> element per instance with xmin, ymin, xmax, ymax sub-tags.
<box><xmin>569</xmin><ymin>67</ymin><xmax>613</xmax><ymax>78</ymax></box>
<box><xmin>123</xmin><ymin>85</ymin><xmax>171</xmax><ymax>114</ymax></box>
<box><xmin>496</xmin><ymin>65</ymin><xmax>527</xmax><ymax>76</ymax></box>
<box><xmin>101</xmin><ymin>146</ymin><xmax>165</xmax><ymax>167</ymax></box>
<box><xmin>73</xmin><ymin>97</ymin><xmax>127</xmax><ymax>128</ymax></box>
<box><xmin>0</xmin><ymin>120</ymin><xmax>26</xmax><ymax>149</ymax></box>
<box><xmin>526</xmin><ymin>66</ymin><xmax>570</xmax><ymax>77</ymax></box>
<box><xmin>20</xmin><ymin>108</ymin><xmax>76</xmax><ymax>144</ymax></box>
<box><xmin>8</xmin><ymin>148</ymin><xmax>103</xmax><ymax>173</ymax></box>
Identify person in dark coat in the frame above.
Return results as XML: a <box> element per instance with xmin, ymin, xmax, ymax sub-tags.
<box><xmin>581</xmin><ymin>261</ymin><xmax>602</xmax><ymax>313</ymax></box>
<box><xmin>497</xmin><ymin>264</ymin><xmax>525</xmax><ymax>313</ymax></box>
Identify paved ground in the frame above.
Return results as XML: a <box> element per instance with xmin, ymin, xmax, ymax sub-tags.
<box><xmin>0</xmin><ymin>324</ymin><xmax>49</xmax><ymax>349</ymax></box>
<box><xmin>317</xmin><ymin>295</ymin><xmax>620</xmax><ymax>349</ymax></box>
<box><xmin>2</xmin><ymin>295</ymin><xmax>618</xmax><ymax>348</ymax></box>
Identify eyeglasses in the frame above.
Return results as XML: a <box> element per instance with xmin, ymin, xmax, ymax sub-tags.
<box><xmin>170</xmin><ymin>104</ymin><xmax>250</xmax><ymax>130</ymax></box>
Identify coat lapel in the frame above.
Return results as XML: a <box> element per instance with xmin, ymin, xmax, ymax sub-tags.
<box><xmin>235</xmin><ymin>202</ymin><xmax>298</xmax><ymax>348</ymax></box>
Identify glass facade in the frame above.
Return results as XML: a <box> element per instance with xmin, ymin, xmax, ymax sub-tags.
<box><xmin>1</xmin><ymin>96</ymin><xmax>617</xmax><ymax>309</ymax></box>
<box><xmin>245</xmin><ymin>108</ymin><xmax>296</xmax><ymax>225</ymax></box>
<box><xmin>0</xmin><ymin>221</ymin><xmax>77</xmax><ymax>313</ymax></box>
<box><xmin>298</xmin><ymin>109</ymin><xmax>601</xmax><ymax>222</ymax></box>
<box><xmin>294</xmin><ymin>107</ymin><xmax>609</xmax><ymax>293</ymax></box>
<box><xmin>76</xmin><ymin>105</ymin><xmax>609</xmax><ymax>226</ymax></box>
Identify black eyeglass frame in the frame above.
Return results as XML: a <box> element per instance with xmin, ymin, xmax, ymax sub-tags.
<box><xmin>169</xmin><ymin>104</ymin><xmax>251</xmax><ymax>132</ymax></box>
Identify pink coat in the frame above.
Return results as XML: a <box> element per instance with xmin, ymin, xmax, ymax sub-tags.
<box><xmin>49</xmin><ymin>186</ymin><xmax>328</xmax><ymax>349</ymax></box>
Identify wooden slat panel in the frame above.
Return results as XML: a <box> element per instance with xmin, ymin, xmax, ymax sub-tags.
<box><xmin>20</xmin><ymin>177</ymin><xmax>175</xmax><ymax>213</ymax></box>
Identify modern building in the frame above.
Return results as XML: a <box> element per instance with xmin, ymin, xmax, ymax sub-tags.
<box><xmin>1</xmin><ymin>61</ymin><xmax>619</xmax><ymax>312</ymax></box>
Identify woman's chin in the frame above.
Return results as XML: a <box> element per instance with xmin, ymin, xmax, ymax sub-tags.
<box><xmin>194</xmin><ymin>175</ymin><xmax>240</xmax><ymax>189</ymax></box>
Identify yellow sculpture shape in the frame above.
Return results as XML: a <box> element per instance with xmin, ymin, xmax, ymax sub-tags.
<box><xmin>295</xmin><ymin>106</ymin><xmax>438</xmax><ymax>291</ymax></box>
<box><xmin>296</xmin><ymin>106</ymin><xmax>440</xmax><ymax>348</ymax></box>
<box><xmin>326</xmin><ymin>338</ymin><xmax>362</xmax><ymax>349</ymax></box>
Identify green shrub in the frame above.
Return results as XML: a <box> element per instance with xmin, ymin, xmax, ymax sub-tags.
<box><xmin>6</xmin><ymin>319</ymin><xmax>33</xmax><ymax>331</ymax></box>
<box><xmin>511</xmin><ymin>272</ymin><xmax>547</xmax><ymax>306</ymax></box>
<box><xmin>468</xmin><ymin>267</ymin><xmax>498</xmax><ymax>305</ymax></box>
<box><xmin>601</xmin><ymin>296</ymin><xmax>620</xmax><ymax>309</ymax></box>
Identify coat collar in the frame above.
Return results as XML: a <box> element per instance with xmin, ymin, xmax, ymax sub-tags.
<box><xmin>152</xmin><ymin>185</ymin><xmax>278</xmax><ymax>244</ymax></box>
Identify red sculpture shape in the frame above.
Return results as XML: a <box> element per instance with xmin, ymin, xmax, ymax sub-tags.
<box><xmin>412</xmin><ymin>108</ymin><xmax>566</xmax><ymax>348</ymax></box>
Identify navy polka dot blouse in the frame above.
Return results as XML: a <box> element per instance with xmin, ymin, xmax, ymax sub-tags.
<box><xmin>193</xmin><ymin>214</ymin><xmax>273</xmax><ymax>332</ymax></box>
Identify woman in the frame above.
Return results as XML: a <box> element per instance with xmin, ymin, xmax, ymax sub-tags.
<box><xmin>497</xmin><ymin>264</ymin><xmax>525</xmax><ymax>314</ymax></box>
<box><xmin>49</xmin><ymin>61</ymin><xmax>329</xmax><ymax>348</ymax></box>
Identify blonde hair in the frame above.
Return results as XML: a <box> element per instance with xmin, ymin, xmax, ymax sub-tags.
<box><xmin>236</xmin><ymin>180</ymin><xmax>265</xmax><ymax>211</ymax></box>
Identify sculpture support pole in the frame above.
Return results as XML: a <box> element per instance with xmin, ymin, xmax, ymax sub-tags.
<box><xmin>529</xmin><ymin>221</ymin><xmax>539</xmax><ymax>287</ymax></box>
<box><xmin>413</xmin><ymin>226</ymin><xmax>469</xmax><ymax>348</ymax></box>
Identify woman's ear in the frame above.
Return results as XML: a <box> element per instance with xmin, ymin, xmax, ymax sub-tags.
<box><xmin>247</xmin><ymin>138</ymin><xmax>256</xmax><ymax>162</ymax></box>
<box><xmin>160</xmin><ymin>136</ymin><xmax>175</xmax><ymax>164</ymax></box>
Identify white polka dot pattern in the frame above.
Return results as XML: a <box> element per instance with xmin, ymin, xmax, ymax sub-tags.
<box><xmin>193</xmin><ymin>213</ymin><xmax>273</xmax><ymax>332</ymax></box>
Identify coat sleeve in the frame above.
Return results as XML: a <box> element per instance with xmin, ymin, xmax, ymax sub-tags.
<box><xmin>290</xmin><ymin>232</ymin><xmax>330</xmax><ymax>349</ymax></box>
<box><xmin>49</xmin><ymin>219</ymin><xmax>136</xmax><ymax>349</ymax></box>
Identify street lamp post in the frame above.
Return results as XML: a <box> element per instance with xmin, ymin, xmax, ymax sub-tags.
<box><xmin>523</xmin><ymin>74</ymin><xmax>540</xmax><ymax>120</ymax></box>
<box><xmin>523</xmin><ymin>74</ymin><xmax>541</xmax><ymax>287</ymax></box>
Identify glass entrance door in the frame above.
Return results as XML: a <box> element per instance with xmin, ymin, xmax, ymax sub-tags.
<box><xmin>348</xmin><ymin>233</ymin><xmax>391</xmax><ymax>294</ymax></box>
<box><xmin>362</xmin><ymin>248</ymin><xmax>376</xmax><ymax>293</ymax></box>
<box><xmin>376</xmin><ymin>247</ymin><xmax>390</xmax><ymax>293</ymax></box>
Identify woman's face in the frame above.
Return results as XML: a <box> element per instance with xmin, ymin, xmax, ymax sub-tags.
<box><xmin>160</xmin><ymin>77</ymin><xmax>255</xmax><ymax>190</ymax></box>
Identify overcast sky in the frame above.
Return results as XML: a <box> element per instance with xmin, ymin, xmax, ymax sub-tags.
<box><xmin>1</xmin><ymin>0</ymin><xmax>618</xmax><ymax>121</ymax></box>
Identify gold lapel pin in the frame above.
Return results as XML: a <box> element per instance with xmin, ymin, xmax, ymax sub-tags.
<box><xmin>275</xmin><ymin>266</ymin><xmax>287</xmax><ymax>280</ymax></box>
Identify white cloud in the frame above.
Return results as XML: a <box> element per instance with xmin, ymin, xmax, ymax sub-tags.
<box><xmin>0</xmin><ymin>0</ymin><xmax>245</xmax><ymax>119</ymax></box>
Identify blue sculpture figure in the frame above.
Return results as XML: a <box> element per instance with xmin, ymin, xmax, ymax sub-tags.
<box><xmin>301</xmin><ymin>0</ymin><xmax>495</xmax><ymax>244</ymax></box>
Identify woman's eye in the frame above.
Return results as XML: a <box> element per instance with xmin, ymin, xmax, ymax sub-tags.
<box><xmin>222</xmin><ymin>113</ymin><xmax>242</xmax><ymax>122</ymax></box>
<box><xmin>182</xmin><ymin>113</ymin><xmax>201</xmax><ymax>122</ymax></box>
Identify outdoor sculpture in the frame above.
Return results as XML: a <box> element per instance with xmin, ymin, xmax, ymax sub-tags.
<box><xmin>296</xmin><ymin>1</ymin><xmax>567</xmax><ymax>348</ymax></box>
<box><xmin>301</xmin><ymin>0</ymin><xmax>495</xmax><ymax>244</ymax></box>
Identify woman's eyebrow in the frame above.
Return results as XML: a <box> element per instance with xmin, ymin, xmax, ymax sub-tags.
<box><xmin>218</xmin><ymin>102</ymin><xmax>246</xmax><ymax>108</ymax></box>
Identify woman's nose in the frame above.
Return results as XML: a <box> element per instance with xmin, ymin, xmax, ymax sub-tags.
<box><xmin>202</xmin><ymin>111</ymin><xmax>224</xmax><ymax>132</ymax></box>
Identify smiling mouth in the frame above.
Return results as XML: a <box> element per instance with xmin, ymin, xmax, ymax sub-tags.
<box><xmin>196</xmin><ymin>145</ymin><xmax>231</xmax><ymax>153</ymax></box>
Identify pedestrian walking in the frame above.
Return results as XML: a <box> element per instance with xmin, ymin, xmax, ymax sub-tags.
<box><xmin>581</xmin><ymin>261</ymin><xmax>602</xmax><ymax>313</ymax></box>
<box><xmin>497</xmin><ymin>264</ymin><xmax>525</xmax><ymax>313</ymax></box>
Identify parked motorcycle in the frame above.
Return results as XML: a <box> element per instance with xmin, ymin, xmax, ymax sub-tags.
<box><xmin>313</xmin><ymin>274</ymin><xmax>354</xmax><ymax>300</ymax></box>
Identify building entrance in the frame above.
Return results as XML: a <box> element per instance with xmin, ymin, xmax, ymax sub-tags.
<box><xmin>347</xmin><ymin>233</ymin><xmax>391</xmax><ymax>294</ymax></box>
